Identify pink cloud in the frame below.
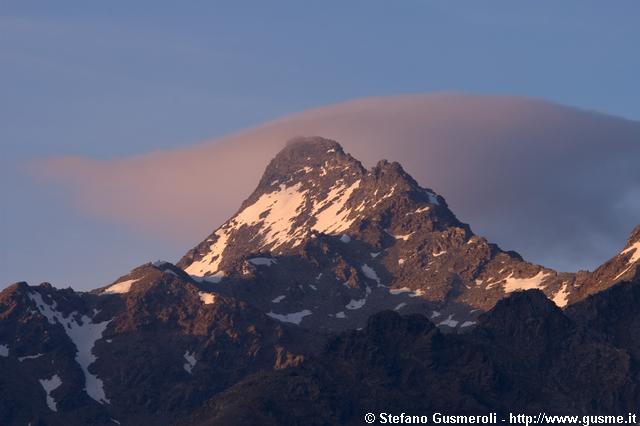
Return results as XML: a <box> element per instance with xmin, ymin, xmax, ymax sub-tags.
<box><xmin>30</xmin><ymin>93</ymin><xmax>640</xmax><ymax>271</ymax></box>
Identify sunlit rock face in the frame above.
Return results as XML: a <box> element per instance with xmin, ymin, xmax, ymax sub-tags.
<box><xmin>176</xmin><ymin>137</ymin><xmax>638</xmax><ymax>333</ymax></box>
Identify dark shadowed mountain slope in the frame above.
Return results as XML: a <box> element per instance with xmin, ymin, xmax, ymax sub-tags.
<box><xmin>182</xmin><ymin>282</ymin><xmax>640</xmax><ymax>426</ymax></box>
<box><xmin>0</xmin><ymin>263</ymin><xmax>311</xmax><ymax>425</ymax></box>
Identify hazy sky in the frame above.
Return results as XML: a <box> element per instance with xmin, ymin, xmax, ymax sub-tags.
<box><xmin>2</xmin><ymin>1</ymin><xmax>639</xmax><ymax>290</ymax></box>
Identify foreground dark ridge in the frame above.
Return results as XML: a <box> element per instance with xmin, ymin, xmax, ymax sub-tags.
<box><xmin>4</xmin><ymin>276</ymin><xmax>640</xmax><ymax>425</ymax></box>
<box><xmin>183</xmin><ymin>280</ymin><xmax>640</xmax><ymax>426</ymax></box>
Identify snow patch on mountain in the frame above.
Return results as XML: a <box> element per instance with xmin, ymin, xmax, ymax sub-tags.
<box><xmin>183</xmin><ymin>351</ymin><xmax>197</xmax><ymax>374</ymax></box>
<box><xmin>198</xmin><ymin>292</ymin><xmax>216</xmax><ymax>305</ymax></box>
<box><xmin>184</xmin><ymin>175</ymin><xmax>365</xmax><ymax>277</ymax></box>
<box><xmin>390</xmin><ymin>287</ymin><xmax>425</xmax><ymax>298</ymax></box>
<box><xmin>266</xmin><ymin>309</ymin><xmax>312</xmax><ymax>325</ymax></box>
<box><xmin>185</xmin><ymin>229</ymin><xmax>231</xmax><ymax>276</ymax></box>
<box><xmin>192</xmin><ymin>272</ymin><xmax>225</xmax><ymax>284</ymax></box>
<box><xmin>622</xmin><ymin>241</ymin><xmax>640</xmax><ymax>264</ymax></box>
<box><xmin>346</xmin><ymin>298</ymin><xmax>367</xmax><ymax>310</ymax></box>
<box><xmin>0</xmin><ymin>344</ymin><xmax>8</xmax><ymax>357</ymax></box>
<box><xmin>503</xmin><ymin>271</ymin><xmax>550</xmax><ymax>293</ymax></box>
<box><xmin>386</xmin><ymin>230</ymin><xmax>414</xmax><ymax>241</ymax></box>
<box><xmin>409</xmin><ymin>289</ymin><xmax>425</xmax><ymax>297</ymax></box>
<box><xmin>28</xmin><ymin>291</ymin><xmax>111</xmax><ymax>404</ymax></box>
<box><xmin>361</xmin><ymin>264</ymin><xmax>382</xmax><ymax>286</ymax></box>
<box><xmin>346</xmin><ymin>284</ymin><xmax>372</xmax><ymax>310</ymax></box>
<box><xmin>19</xmin><ymin>353</ymin><xmax>43</xmax><ymax>361</ymax></box>
<box><xmin>552</xmin><ymin>283</ymin><xmax>570</xmax><ymax>307</ymax></box>
<box><xmin>438</xmin><ymin>314</ymin><xmax>459</xmax><ymax>328</ymax></box>
<box><xmin>613</xmin><ymin>241</ymin><xmax>640</xmax><ymax>280</ymax></box>
<box><xmin>186</xmin><ymin>183</ymin><xmax>309</xmax><ymax>275</ymax></box>
<box><xmin>39</xmin><ymin>374</ymin><xmax>62</xmax><ymax>412</ymax></box>
<box><xmin>248</xmin><ymin>257</ymin><xmax>277</xmax><ymax>266</ymax></box>
<box><xmin>103</xmin><ymin>278</ymin><xmax>139</xmax><ymax>294</ymax></box>
<box><xmin>311</xmin><ymin>180</ymin><xmax>361</xmax><ymax>234</ymax></box>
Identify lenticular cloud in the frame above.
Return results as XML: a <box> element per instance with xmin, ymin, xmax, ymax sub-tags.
<box><xmin>31</xmin><ymin>93</ymin><xmax>640</xmax><ymax>271</ymax></box>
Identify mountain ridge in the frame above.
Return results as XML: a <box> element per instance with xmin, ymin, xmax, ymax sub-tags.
<box><xmin>2</xmin><ymin>136</ymin><xmax>640</xmax><ymax>425</ymax></box>
<box><xmin>182</xmin><ymin>285</ymin><xmax>640</xmax><ymax>426</ymax></box>
<box><xmin>174</xmin><ymin>137</ymin><xmax>638</xmax><ymax>332</ymax></box>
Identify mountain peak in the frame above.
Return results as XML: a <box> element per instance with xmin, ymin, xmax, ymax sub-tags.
<box><xmin>176</xmin><ymin>136</ymin><xmax>591</xmax><ymax>332</ymax></box>
<box><xmin>178</xmin><ymin>137</ymin><xmax>461</xmax><ymax>279</ymax></box>
<box><xmin>284</xmin><ymin>136</ymin><xmax>343</xmax><ymax>155</ymax></box>
<box><xmin>255</xmin><ymin>137</ymin><xmax>365</xmax><ymax>191</ymax></box>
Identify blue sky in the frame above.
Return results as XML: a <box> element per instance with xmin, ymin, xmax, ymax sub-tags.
<box><xmin>2</xmin><ymin>1</ymin><xmax>639</xmax><ymax>289</ymax></box>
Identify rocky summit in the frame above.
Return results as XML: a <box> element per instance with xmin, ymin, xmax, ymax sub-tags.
<box><xmin>177</xmin><ymin>137</ymin><xmax>637</xmax><ymax>331</ymax></box>
<box><xmin>1</xmin><ymin>137</ymin><xmax>640</xmax><ymax>425</ymax></box>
